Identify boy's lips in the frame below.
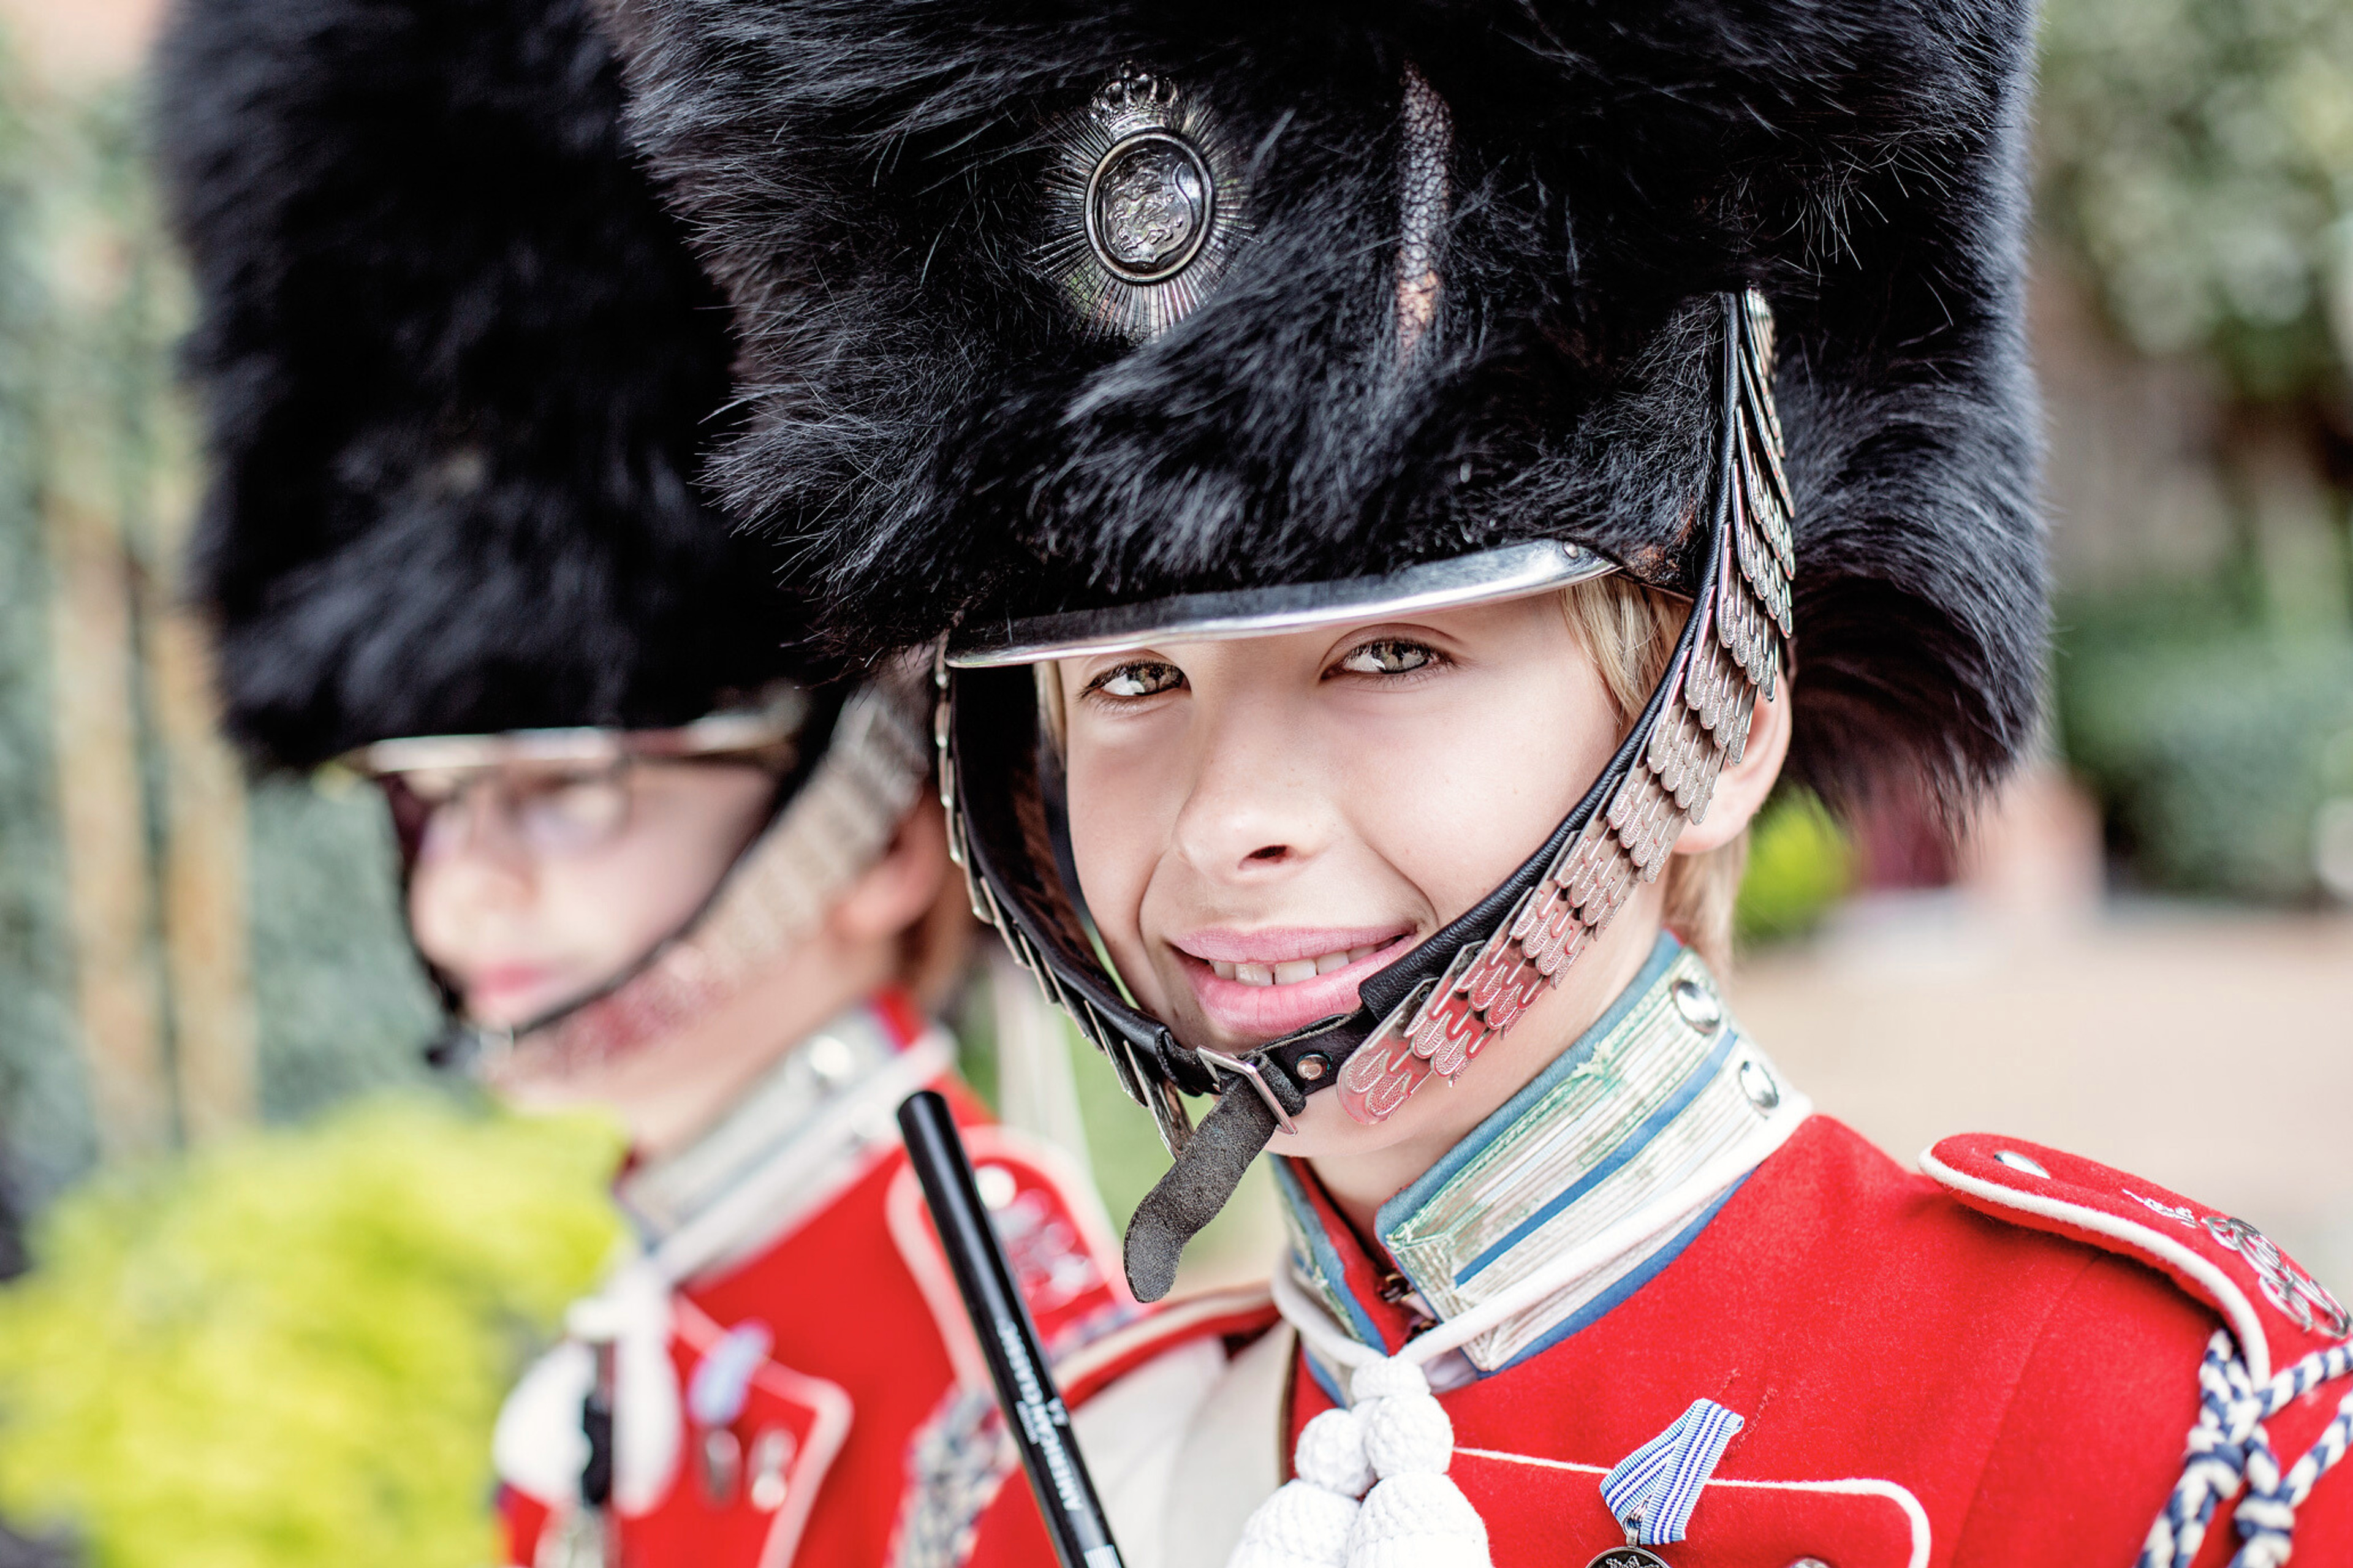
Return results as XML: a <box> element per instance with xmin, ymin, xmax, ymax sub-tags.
<box><xmin>1172</xmin><ymin>926</ymin><xmax>1415</xmax><ymax>1040</ymax></box>
<box><xmin>463</xmin><ymin>962</ymin><xmax>574</xmax><ymax>1020</ymax></box>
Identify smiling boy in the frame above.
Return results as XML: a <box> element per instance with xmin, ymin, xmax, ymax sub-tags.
<box><xmin>1047</xmin><ymin>582</ymin><xmax>1779</xmax><ymax>1244</ymax></box>
<box><xmin>605</xmin><ymin>2</ymin><xmax>2353</xmax><ymax>1564</ymax></box>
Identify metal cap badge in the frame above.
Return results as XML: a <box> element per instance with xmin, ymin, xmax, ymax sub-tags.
<box><xmin>1040</xmin><ymin>67</ymin><xmax>1248</xmax><ymax>343</ymax></box>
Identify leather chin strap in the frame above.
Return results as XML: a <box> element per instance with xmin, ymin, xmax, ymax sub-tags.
<box><xmin>1122</xmin><ymin>1087</ymin><xmax>1283</xmax><ymax>1302</ymax></box>
<box><xmin>942</xmin><ymin>291</ymin><xmax>1783</xmax><ymax>1298</ymax></box>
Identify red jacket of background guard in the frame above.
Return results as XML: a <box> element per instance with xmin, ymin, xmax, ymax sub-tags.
<box><xmin>494</xmin><ymin>990</ymin><xmax>1134</xmax><ymax>1568</ymax></box>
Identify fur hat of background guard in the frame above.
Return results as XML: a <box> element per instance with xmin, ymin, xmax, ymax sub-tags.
<box><xmin>607</xmin><ymin>0</ymin><xmax>2047</xmax><ymax>816</ymax></box>
<box><xmin>156</xmin><ymin>0</ymin><xmax>814</xmax><ymax>772</ymax></box>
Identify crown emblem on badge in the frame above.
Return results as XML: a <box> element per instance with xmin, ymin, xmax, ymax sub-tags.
<box><xmin>1039</xmin><ymin>66</ymin><xmax>1249</xmax><ymax>343</ymax></box>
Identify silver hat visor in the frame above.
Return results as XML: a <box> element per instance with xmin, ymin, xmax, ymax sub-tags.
<box><xmin>945</xmin><ymin>540</ymin><xmax>1618</xmax><ymax>669</ymax></box>
<box><xmin>340</xmin><ymin>683</ymin><xmax>811</xmax><ymax>778</ymax></box>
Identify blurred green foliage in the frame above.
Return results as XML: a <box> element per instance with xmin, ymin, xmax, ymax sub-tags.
<box><xmin>0</xmin><ymin>1095</ymin><xmax>626</xmax><ymax>1568</ymax></box>
<box><xmin>0</xmin><ymin>35</ymin><xmax>440</xmax><ymax>1211</ymax></box>
<box><xmin>2040</xmin><ymin>0</ymin><xmax>2353</xmax><ymax>400</ymax></box>
<box><xmin>2040</xmin><ymin>0</ymin><xmax>2353</xmax><ymax>900</ymax></box>
<box><xmin>0</xmin><ymin>29</ymin><xmax>96</xmax><ymax>1219</ymax></box>
<box><xmin>244</xmin><ymin>779</ymin><xmax>440</xmax><ymax>1124</ymax></box>
<box><xmin>1735</xmin><ymin>792</ymin><xmax>1856</xmax><ymax>947</ymax></box>
<box><xmin>2057</xmin><ymin>581</ymin><xmax>2353</xmax><ymax>898</ymax></box>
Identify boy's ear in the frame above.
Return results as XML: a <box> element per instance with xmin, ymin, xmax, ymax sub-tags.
<box><xmin>827</xmin><ymin>793</ymin><xmax>953</xmax><ymax>941</ymax></box>
<box><xmin>1672</xmin><ymin>681</ymin><xmax>1793</xmax><ymax>855</ymax></box>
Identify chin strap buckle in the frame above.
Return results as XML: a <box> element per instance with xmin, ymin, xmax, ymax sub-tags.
<box><xmin>1197</xmin><ymin>1048</ymin><xmax>1301</xmax><ymax>1135</ymax></box>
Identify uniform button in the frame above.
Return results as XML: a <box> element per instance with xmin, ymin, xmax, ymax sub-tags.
<box><xmin>1786</xmin><ymin>1559</ymin><xmax>1832</xmax><ymax>1567</ymax></box>
<box><xmin>974</xmin><ymin>1164</ymin><xmax>1020</xmax><ymax>1210</ymax></box>
<box><xmin>699</xmin><ymin>1427</ymin><xmax>742</xmax><ymax>1504</ymax></box>
<box><xmin>1671</xmin><ymin>979</ymin><xmax>1724</xmax><ymax>1034</ymax></box>
<box><xmin>1993</xmin><ymin>1149</ymin><xmax>2050</xmax><ymax>1178</ymax></box>
<box><xmin>1738</xmin><ymin>1058</ymin><xmax>1781</xmax><ymax>1112</ymax></box>
<box><xmin>805</xmin><ymin>1033</ymin><xmax>856</xmax><ymax>1086</ymax></box>
<box><xmin>748</xmin><ymin>1427</ymin><xmax>796</xmax><ymax>1512</ymax></box>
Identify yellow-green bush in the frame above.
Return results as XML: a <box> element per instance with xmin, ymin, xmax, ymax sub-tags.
<box><xmin>0</xmin><ymin>1094</ymin><xmax>625</xmax><ymax>1568</ymax></box>
<box><xmin>1735</xmin><ymin>792</ymin><xmax>1856</xmax><ymax>947</ymax></box>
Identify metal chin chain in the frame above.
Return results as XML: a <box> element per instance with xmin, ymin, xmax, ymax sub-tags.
<box><xmin>425</xmin><ymin>1015</ymin><xmax>512</xmax><ymax>1073</ymax></box>
<box><xmin>1332</xmin><ymin>287</ymin><xmax>1790</xmax><ymax>1129</ymax></box>
<box><xmin>467</xmin><ymin>1022</ymin><xmax>517</xmax><ymax>1073</ymax></box>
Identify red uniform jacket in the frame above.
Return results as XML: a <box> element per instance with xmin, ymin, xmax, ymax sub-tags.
<box><xmin>963</xmin><ymin>1116</ymin><xmax>2353</xmax><ymax>1568</ymax></box>
<box><xmin>496</xmin><ymin>991</ymin><xmax>1132</xmax><ymax>1568</ymax></box>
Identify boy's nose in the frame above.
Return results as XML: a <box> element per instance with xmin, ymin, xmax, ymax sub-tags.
<box><xmin>415</xmin><ymin>795</ymin><xmax>540</xmax><ymax>918</ymax></box>
<box><xmin>1169</xmin><ymin>696</ymin><xmax>1332</xmax><ymax>879</ymax></box>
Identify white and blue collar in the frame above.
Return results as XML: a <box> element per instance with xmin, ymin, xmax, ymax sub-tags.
<box><xmin>621</xmin><ymin>994</ymin><xmax>955</xmax><ymax>1282</ymax></box>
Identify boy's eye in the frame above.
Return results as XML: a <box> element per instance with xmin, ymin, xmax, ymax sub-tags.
<box><xmin>1089</xmin><ymin>660</ymin><xmax>1186</xmax><ymax>699</ymax></box>
<box><xmin>1334</xmin><ymin>639</ymin><xmax>1437</xmax><ymax>676</ymax></box>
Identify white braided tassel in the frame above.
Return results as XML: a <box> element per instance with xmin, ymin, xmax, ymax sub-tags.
<box><xmin>1229</xmin><ymin>1408</ymin><xmax>1368</xmax><ymax>1568</ymax></box>
<box><xmin>1227</xmin><ymin>1357</ymin><xmax>1490</xmax><ymax>1568</ymax></box>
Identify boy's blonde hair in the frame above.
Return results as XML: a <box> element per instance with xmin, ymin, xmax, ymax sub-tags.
<box><xmin>1030</xmin><ymin>572</ymin><xmax>1757</xmax><ymax>971</ymax></box>
<box><xmin>1559</xmin><ymin>577</ymin><xmax>1749</xmax><ymax>973</ymax></box>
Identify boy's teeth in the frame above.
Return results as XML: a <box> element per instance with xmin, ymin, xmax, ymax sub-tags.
<box><xmin>1209</xmin><ymin>944</ymin><xmax>1397</xmax><ymax>986</ymax></box>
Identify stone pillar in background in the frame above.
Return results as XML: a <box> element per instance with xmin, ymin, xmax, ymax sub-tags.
<box><xmin>18</xmin><ymin>2</ymin><xmax>257</xmax><ymax>1157</ymax></box>
<box><xmin>145</xmin><ymin>470</ymin><xmax>255</xmax><ymax>1146</ymax></box>
<box><xmin>989</xmin><ymin>949</ymin><xmax>1095</xmax><ymax>1184</ymax></box>
<box><xmin>43</xmin><ymin>487</ymin><xmax>169</xmax><ymax>1160</ymax></box>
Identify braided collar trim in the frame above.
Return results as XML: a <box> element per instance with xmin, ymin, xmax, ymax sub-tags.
<box><xmin>621</xmin><ymin>994</ymin><xmax>953</xmax><ymax>1280</ymax></box>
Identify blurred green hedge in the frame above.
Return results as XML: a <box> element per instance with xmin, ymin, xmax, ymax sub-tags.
<box><xmin>2040</xmin><ymin>0</ymin><xmax>2353</xmax><ymax>402</ymax></box>
<box><xmin>2057</xmin><ymin>583</ymin><xmax>2353</xmax><ymax>900</ymax></box>
<box><xmin>0</xmin><ymin>33</ymin><xmax>442</xmax><ymax>1216</ymax></box>
<box><xmin>0</xmin><ymin>1096</ymin><xmax>625</xmax><ymax>1568</ymax></box>
<box><xmin>1735</xmin><ymin>792</ymin><xmax>1856</xmax><ymax>947</ymax></box>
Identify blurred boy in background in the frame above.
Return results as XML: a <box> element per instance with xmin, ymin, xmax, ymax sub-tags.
<box><xmin>153</xmin><ymin>1</ymin><xmax>1131</xmax><ymax>1562</ymax></box>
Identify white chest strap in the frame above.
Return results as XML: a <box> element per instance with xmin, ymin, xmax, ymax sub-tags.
<box><xmin>1165</xmin><ymin>1325</ymin><xmax>1297</xmax><ymax>1568</ymax></box>
<box><xmin>1065</xmin><ymin>1323</ymin><xmax>1295</xmax><ymax>1568</ymax></box>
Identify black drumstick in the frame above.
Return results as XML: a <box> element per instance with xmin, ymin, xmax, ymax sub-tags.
<box><xmin>896</xmin><ymin>1089</ymin><xmax>1126</xmax><ymax>1568</ymax></box>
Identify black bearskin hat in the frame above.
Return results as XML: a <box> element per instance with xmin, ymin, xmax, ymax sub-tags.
<box><xmin>606</xmin><ymin>0</ymin><xmax>2045</xmax><ymax>817</ymax></box>
<box><xmin>156</xmin><ymin>0</ymin><xmax>814</xmax><ymax>771</ymax></box>
<box><xmin>605</xmin><ymin>0</ymin><xmax>2047</xmax><ymax>1293</ymax></box>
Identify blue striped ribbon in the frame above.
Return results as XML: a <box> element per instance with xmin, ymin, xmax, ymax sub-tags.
<box><xmin>1599</xmin><ymin>1399</ymin><xmax>1746</xmax><ymax>1547</ymax></box>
